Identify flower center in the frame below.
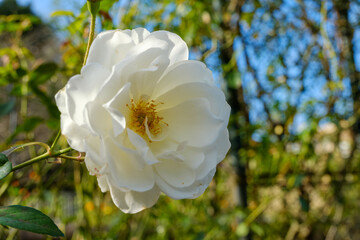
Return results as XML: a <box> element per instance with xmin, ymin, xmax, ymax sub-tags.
<box><xmin>127</xmin><ymin>95</ymin><xmax>166</xmax><ymax>138</ymax></box>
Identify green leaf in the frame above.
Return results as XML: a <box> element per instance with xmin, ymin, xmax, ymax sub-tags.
<box><xmin>50</xmin><ymin>10</ymin><xmax>75</xmax><ymax>18</ymax></box>
<box><xmin>46</xmin><ymin>118</ymin><xmax>60</xmax><ymax>130</ymax></box>
<box><xmin>6</xmin><ymin>117</ymin><xmax>44</xmax><ymax>144</ymax></box>
<box><xmin>0</xmin><ymin>99</ymin><xmax>15</xmax><ymax>117</ymax></box>
<box><xmin>236</xmin><ymin>222</ymin><xmax>249</xmax><ymax>237</ymax></box>
<box><xmin>0</xmin><ymin>205</ymin><xmax>64</xmax><ymax>237</ymax></box>
<box><xmin>99</xmin><ymin>0</ymin><xmax>118</xmax><ymax>12</ymax></box>
<box><xmin>241</xmin><ymin>12</ymin><xmax>254</xmax><ymax>26</ymax></box>
<box><xmin>227</xmin><ymin>71</ymin><xmax>242</xmax><ymax>89</ymax></box>
<box><xmin>29</xmin><ymin>62</ymin><xmax>58</xmax><ymax>86</ymax></box>
<box><xmin>29</xmin><ymin>86</ymin><xmax>60</xmax><ymax>119</ymax></box>
<box><xmin>250</xmin><ymin>223</ymin><xmax>265</xmax><ymax>237</ymax></box>
<box><xmin>27</xmin><ymin>62</ymin><xmax>59</xmax><ymax>119</ymax></box>
<box><xmin>0</xmin><ymin>15</ymin><xmax>40</xmax><ymax>33</ymax></box>
<box><xmin>0</xmin><ymin>153</ymin><xmax>12</xmax><ymax>180</ymax></box>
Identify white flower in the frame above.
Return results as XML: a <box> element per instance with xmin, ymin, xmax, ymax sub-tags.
<box><xmin>55</xmin><ymin>28</ymin><xmax>231</xmax><ymax>213</ymax></box>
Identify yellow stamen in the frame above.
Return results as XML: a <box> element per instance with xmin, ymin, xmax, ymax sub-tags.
<box><xmin>127</xmin><ymin>95</ymin><xmax>167</xmax><ymax>139</ymax></box>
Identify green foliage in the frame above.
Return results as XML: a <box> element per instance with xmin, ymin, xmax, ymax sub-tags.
<box><xmin>28</xmin><ymin>63</ymin><xmax>60</xmax><ymax>119</ymax></box>
<box><xmin>0</xmin><ymin>15</ymin><xmax>40</xmax><ymax>33</ymax></box>
<box><xmin>0</xmin><ymin>0</ymin><xmax>32</xmax><ymax>15</ymax></box>
<box><xmin>28</xmin><ymin>62</ymin><xmax>58</xmax><ymax>86</ymax></box>
<box><xmin>0</xmin><ymin>99</ymin><xmax>15</xmax><ymax>117</ymax></box>
<box><xmin>0</xmin><ymin>0</ymin><xmax>360</xmax><ymax>239</ymax></box>
<box><xmin>6</xmin><ymin>117</ymin><xmax>43</xmax><ymax>144</ymax></box>
<box><xmin>0</xmin><ymin>153</ymin><xmax>12</xmax><ymax>180</ymax></box>
<box><xmin>0</xmin><ymin>205</ymin><xmax>63</xmax><ymax>237</ymax></box>
<box><xmin>50</xmin><ymin>10</ymin><xmax>75</xmax><ymax>18</ymax></box>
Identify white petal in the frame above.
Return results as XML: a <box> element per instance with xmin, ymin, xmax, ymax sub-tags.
<box><xmin>145</xmin><ymin>31</ymin><xmax>188</xmax><ymax>65</ymax></box>
<box><xmin>188</xmin><ymin>127</ymin><xmax>230</xmax><ymax>180</ymax></box>
<box><xmin>108</xmin><ymin>185</ymin><xmax>128</xmax><ymax>212</ymax></box>
<box><xmin>154</xmin><ymin>142</ymin><xmax>204</xmax><ymax>170</ymax></box>
<box><xmin>54</xmin><ymin>87</ymin><xmax>67</xmax><ymax>113</ymax></box>
<box><xmin>123</xmin><ymin>187</ymin><xmax>160</xmax><ymax>213</ymax></box>
<box><xmin>96</xmin><ymin>58</ymin><xmax>136</xmax><ymax>103</ymax></box>
<box><xmin>156</xmin><ymin>168</ymin><xmax>216</xmax><ymax>200</ymax></box>
<box><xmin>56</xmin><ymin>88</ymin><xmax>89</xmax><ymax>151</ymax></box>
<box><xmin>214</xmin><ymin>128</ymin><xmax>231</xmax><ymax>164</ymax></box>
<box><xmin>155</xmin><ymin>160</ymin><xmax>196</xmax><ymax>188</ymax></box>
<box><xmin>109</xmin><ymin>184</ymin><xmax>160</xmax><ymax>214</ymax></box>
<box><xmin>154</xmin><ymin>82</ymin><xmax>229</xmax><ymax>118</ymax></box>
<box><xmin>87</xmin><ymin>30</ymin><xmax>136</xmax><ymax>69</ymax></box>
<box><xmin>191</xmin><ymin>129</ymin><xmax>230</xmax><ymax>180</ymax></box>
<box><xmin>129</xmin><ymin>28</ymin><xmax>151</xmax><ymax>44</ymax></box>
<box><xmin>194</xmin><ymin>149</ymin><xmax>218</xmax><ymax>180</ymax></box>
<box><xmin>65</xmin><ymin>63</ymin><xmax>111</xmax><ymax>125</ymax></box>
<box><xmin>129</xmin><ymin>56</ymin><xmax>169</xmax><ymax>101</ymax></box>
<box><xmin>84</xmin><ymin>154</ymin><xmax>109</xmax><ymax>192</ymax></box>
<box><xmin>97</xmin><ymin>175</ymin><xmax>109</xmax><ymax>192</ymax></box>
<box><xmin>149</xmin><ymin>139</ymin><xmax>181</xmax><ymax>156</ymax></box>
<box><xmin>84</xmin><ymin>101</ymin><xmax>112</xmax><ymax>137</ymax></box>
<box><xmin>125</xmin><ymin>38</ymin><xmax>170</xmax><ymax>69</ymax></box>
<box><xmin>59</xmin><ymin>113</ymin><xmax>89</xmax><ymax>152</ymax></box>
<box><xmin>156</xmin><ymin>150</ymin><xmax>185</xmax><ymax>162</ymax></box>
<box><xmin>145</xmin><ymin>117</ymin><xmax>169</xmax><ymax>142</ymax></box>
<box><xmin>159</xmin><ymin>98</ymin><xmax>224</xmax><ymax>148</ymax></box>
<box><xmin>84</xmin><ymin>136</ymin><xmax>107</xmax><ymax>167</ymax></box>
<box><xmin>124</xmin><ymin>30</ymin><xmax>187</xmax><ymax>70</ymax></box>
<box><xmin>94</xmin><ymin>31</ymin><xmax>185</xmax><ymax>104</ymax></box>
<box><xmin>127</xmin><ymin>129</ymin><xmax>159</xmax><ymax>165</ymax></box>
<box><xmin>104</xmin><ymin>137</ymin><xmax>155</xmax><ymax>192</ymax></box>
<box><xmin>152</xmin><ymin>61</ymin><xmax>213</xmax><ymax>99</ymax></box>
<box><xmin>103</xmin><ymin>82</ymin><xmax>131</xmax><ymax>137</ymax></box>
<box><xmin>81</xmin><ymin>63</ymin><xmax>112</xmax><ymax>92</ymax></box>
<box><xmin>181</xmin><ymin>148</ymin><xmax>205</xmax><ymax>169</ymax></box>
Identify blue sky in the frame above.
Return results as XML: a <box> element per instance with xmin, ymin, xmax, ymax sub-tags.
<box><xmin>16</xmin><ymin>0</ymin><xmax>85</xmax><ymax>21</ymax></box>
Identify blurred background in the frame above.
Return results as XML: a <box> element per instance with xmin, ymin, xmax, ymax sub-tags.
<box><xmin>0</xmin><ymin>0</ymin><xmax>360</xmax><ymax>239</ymax></box>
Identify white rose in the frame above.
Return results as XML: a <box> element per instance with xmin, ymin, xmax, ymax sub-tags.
<box><xmin>55</xmin><ymin>28</ymin><xmax>231</xmax><ymax>213</ymax></box>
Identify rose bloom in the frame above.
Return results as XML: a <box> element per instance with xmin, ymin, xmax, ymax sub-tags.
<box><xmin>55</xmin><ymin>28</ymin><xmax>230</xmax><ymax>213</ymax></box>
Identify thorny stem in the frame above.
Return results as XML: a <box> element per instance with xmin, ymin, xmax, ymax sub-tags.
<box><xmin>83</xmin><ymin>7</ymin><xmax>97</xmax><ymax>66</ymax></box>
<box><xmin>2</xmin><ymin>142</ymin><xmax>50</xmax><ymax>157</ymax></box>
<box><xmin>11</xmin><ymin>147</ymin><xmax>72</xmax><ymax>172</ymax></box>
<box><xmin>58</xmin><ymin>155</ymin><xmax>85</xmax><ymax>162</ymax></box>
<box><xmin>18</xmin><ymin>142</ymin><xmax>50</xmax><ymax>152</ymax></box>
<box><xmin>50</xmin><ymin>130</ymin><xmax>62</xmax><ymax>151</ymax></box>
